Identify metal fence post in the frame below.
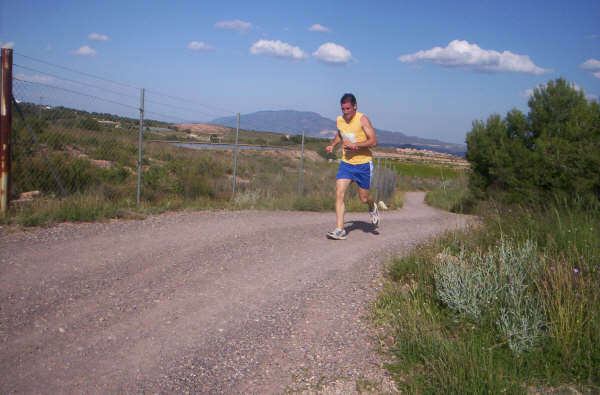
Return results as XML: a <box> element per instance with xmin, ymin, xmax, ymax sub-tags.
<box><xmin>374</xmin><ymin>157</ymin><xmax>379</xmax><ymax>203</ymax></box>
<box><xmin>136</xmin><ymin>88</ymin><xmax>145</xmax><ymax>204</ymax></box>
<box><xmin>1</xmin><ymin>48</ymin><xmax>13</xmax><ymax>218</ymax></box>
<box><xmin>298</xmin><ymin>130</ymin><xmax>305</xmax><ymax>195</ymax></box>
<box><xmin>232</xmin><ymin>112</ymin><xmax>240</xmax><ymax>196</ymax></box>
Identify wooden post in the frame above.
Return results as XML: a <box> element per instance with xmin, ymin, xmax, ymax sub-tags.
<box><xmin>1</xmin><ymin>48</ymin><xmax>13</xmax><ymax>218</ymax></box>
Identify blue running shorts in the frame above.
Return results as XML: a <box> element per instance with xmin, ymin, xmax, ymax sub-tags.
<box><xmin>336</xmin><ymin>160</ymin><xmax>373</xmax><ymax>189</ymax></box>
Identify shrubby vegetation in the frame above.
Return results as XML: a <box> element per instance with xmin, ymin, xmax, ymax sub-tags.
<box><xmin>376</xmin><ymin>78</ymin><xmax>599</xmax><ymax>393</ymax></box>
<box><xmin>466</xmin><ymin>78</ymin><xmax>600</xmax><ymax>204</ymax></box>
<box><xmin>7</xmin><ymin>102</ymin><xmax>397</xmax><ymax>225</ymax></box>
<box><xmin>375</xmin><ymin>204</ymin><xmax>599</xmax><ymax>392</ymax></box>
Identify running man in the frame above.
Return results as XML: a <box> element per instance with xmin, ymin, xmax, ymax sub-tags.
<box><xmin>325</xmin><ymin>93</ymin><xmax>379</xmax><ymax>240</ymax></box>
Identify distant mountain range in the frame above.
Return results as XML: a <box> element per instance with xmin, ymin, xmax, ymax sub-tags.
<box><xmin>212</xmin><ymin>110</ymin><xmax>466</xmax><ymax>156</ymax></box>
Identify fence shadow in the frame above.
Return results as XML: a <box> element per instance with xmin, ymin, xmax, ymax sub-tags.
<box><xmin>345</xmin><ymin>220</ymin><xmax>380</xmax><ymax>236</ymax></box>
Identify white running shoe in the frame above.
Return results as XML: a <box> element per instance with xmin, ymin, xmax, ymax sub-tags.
<box><xmin>326</xmin><ymin>228</ymin><xmax>347</xmax><ymax>240</ymax></box>
<box><xmin>369</xmin><ymin>205</ymin><xmax>380</xmax><ymax>226</ymax></box>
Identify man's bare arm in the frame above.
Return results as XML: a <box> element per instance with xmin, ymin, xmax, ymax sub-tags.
<box><xmin>326</xmin><ymin>130</ymin><xmax>342</xmax><ymax>153</ymax></box>
<box><xmin>342</xmin><ymin>115</ymin><xmax>377</xmax><ymax>150</ymax></box>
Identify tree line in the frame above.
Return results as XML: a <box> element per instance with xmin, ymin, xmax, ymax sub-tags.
<box><xmin>466</xmin><ymin>78</ymin><xmax>600</xmax><ymax>204</ymax></box>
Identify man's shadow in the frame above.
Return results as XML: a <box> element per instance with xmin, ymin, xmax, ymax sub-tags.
<box><xmin>345</xmin><ymin>220</ymin><xmax>380</xmax><ymax>236</ymax></box>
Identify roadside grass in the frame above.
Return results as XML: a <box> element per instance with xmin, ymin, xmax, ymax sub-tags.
<box><xmin>393</xmin><ymin>161</ymin><xmax>462</xmax><ymax>179</ymax></box>
<box><xmin>10</xmin><ymin>106</ymin><xmax>456</xmax><ymax>226</ymax></box>
<box><xmin>8</xmin><ymin>193</ymin><xmax>221</xmax><ymax>227</ymax></box>
<box><xmin>7</xmin><ymin>141</ymin><xmax>403</xmax><ymax>225</ymax></box>
<box><xmin>10</xmin><ymin>104</ymin><xmax>454</xmax><ymax>226</ymax></box>
<box><xmin>424</xmin><ymin>173</ymin><xmax>476</xmax><ymax>213</ymax></box>
<box><xmin>372</xmin><ymin>197</ymin><xmax>600</xmax><ymax>393</ymax></box>
<box><xmin>393</xmin><ymin>161</ymin><xmax>464</xmax><ymax>192</ymax></box>
<box><xmin>8</xmin><ymin>112</ymin><xmax>338</xmax><ymax>225</ymax></box>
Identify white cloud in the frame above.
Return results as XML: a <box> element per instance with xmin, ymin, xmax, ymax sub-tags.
<box><xmin>215</xmin><ymin>19</ymin><xmax>252</xmax><ymax>33</ymax></box>
<box><xmin>308</xmin><ymin>24</ymin><xmax>330</xmax><ymax>32</ymax></box>
<box><xmin>72</xmin><ymin>45</ymin><xmax>97</xmax><ymax>56</ymax></box>
<box><xmin>1</xmin><ymin>41</ymin><xmax>15</xmax><ymax>48</ymax></box>
<box><xmin>313</xmin><ymin>42</ymin><xmax>353</xmax><ymax>64</ymax></box>
<box><xmin>250</xmin><ymin>39</ymin><xmax>306</xmax><ymax>60</ymax></box>
<box><xmin>15</xmin><ymin>72</ymin><xmax>55</xmax><ymax>84</ymax></box>
<box><xmin>581</xmin><ymin>58</ymin><xmax>600</xmax><ymax>79</ymax></box>
<box><xmin>88</xmin><ymin>33</ymin><xmax>108</xmax><ymax>41</ymax></box>
<box><xmin>581</xmin><ymin>58</ymin><xmax>600</xmax><ymax>70</ymax></box>
<box><xmin>398</xmin><ymin>39</ymin><xmax>551</xmax><ymax>75</ymax></box>
<box><xmin>188</xmin><ymin>41</ymin><xmax>214</xmax><ymax>51</ymax></box>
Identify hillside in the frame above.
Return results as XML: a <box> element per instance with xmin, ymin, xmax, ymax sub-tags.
<box><xmin>212</xmin><ymin>110</ymin><xmax>466</xmax><ymax>156</ymax></box>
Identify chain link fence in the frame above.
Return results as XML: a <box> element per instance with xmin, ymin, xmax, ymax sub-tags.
<box><xmin>12</xmin><ymin>75</ymin><xmax>142</xmax><ymax>200</ymax></box>
<box><xmin>3</xmin><ymin>50</ymin><xmax>397</xmax><ymax>215</ymax></box>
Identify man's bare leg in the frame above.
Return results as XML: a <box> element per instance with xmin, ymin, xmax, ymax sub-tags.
<box><xmin>358</xmin><ymin>186</ymin><xmax>375</xmax><ymax>211</ymax></box>
<box><xmin>335</xmin><ymin>179</ymin><xmax>352</xmax><ymax>230</ymax></box>
<box><xmin>359</xmin><ymin>186</ymin><xmax>379</xmax><ymax>226</ymax></box>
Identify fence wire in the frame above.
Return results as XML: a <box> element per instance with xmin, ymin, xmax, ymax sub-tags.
<box><xmin>11</xmin><ymin>77</ymin><xmax>142</xmax><ymax>200</ymax></box>
<box><xmin>6</xmin><ymin>52</ymin><xmax>397</xmax><ymax>211</ymax></box>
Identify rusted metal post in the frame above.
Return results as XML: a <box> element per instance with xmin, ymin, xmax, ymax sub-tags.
<box><xmin>1</xmin><ymin>48</ymin><xmax>13</xmax><ymax>218</ymax></box>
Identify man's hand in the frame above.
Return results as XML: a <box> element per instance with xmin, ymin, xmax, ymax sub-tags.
<box><xmin>326</xmin><ymin>144</ymin><xmax>334</xmax><ymax>153</ymax></box>
<box><xmin>342</xmin><ymin>137</ymin><xmax>358</xmax><ymax>151</ymax></box>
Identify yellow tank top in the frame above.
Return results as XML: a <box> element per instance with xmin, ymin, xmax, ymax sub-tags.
<box><xmin>336</xmin><ymin>112</ymin><xmax>372</xmax><ymax>164</ymax></box>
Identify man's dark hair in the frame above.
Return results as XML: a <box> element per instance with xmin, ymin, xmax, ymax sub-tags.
<box><xmin>340</xmin><ymin>93</ymin><xmax>357</xmax><ymax>106</ymax></box>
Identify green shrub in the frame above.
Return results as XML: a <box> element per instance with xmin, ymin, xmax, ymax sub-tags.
<box><xmin>376</xmin><ymin>200</ymin><xmax>600</xmax><ymax>391</ymax></box>
<box><xmin>434</xmin><ymin>239</ymin><xmax>545</xmax><ymax>354</ymax></box>
<box><xmin>174</xmin><ymin>171</ymin><xmax>213</xmax><ymax>199</ymax></box>
<box><xmin>466</xmin><ymin>78</ymin><xmax>600</xmax><ymax>204</ymax></box>
<box><xmin>101</xmin><ymin>166</ymin><xmax>130</xmax><ymax>184</ymax></box>
<box><xmin>143</xmin><ymin>165</ymin><xmax>170</xmax><ymax>190</ymax></box>
<box><xmin>12</xmin><ymin>153</ymin><xmax>98</xmax><ymax>195</ymax></box>
<box><xmin>79</xmin><ymin>118</ymin><xmax>101</xmax><ymax>131</ymax></box>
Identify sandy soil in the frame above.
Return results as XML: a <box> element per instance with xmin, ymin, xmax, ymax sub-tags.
<box><xmin>0</xmin><ymin>192</ymin><xmax>473</xmax><ymax>394</ymax></box>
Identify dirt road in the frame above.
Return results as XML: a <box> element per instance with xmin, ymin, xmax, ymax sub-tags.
<box><xmin>1</xmin><ymin>192</ymin><xmax>472</xmax><ymax>394</ymax></box>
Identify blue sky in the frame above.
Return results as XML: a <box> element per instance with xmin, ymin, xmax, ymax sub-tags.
<box><xmin>2</xmin><ymin>0</ymin><xmax>599</xmax><ymax>144</ymax></box>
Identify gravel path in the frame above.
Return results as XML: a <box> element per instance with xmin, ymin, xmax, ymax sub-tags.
<box><xmin>0</xmin><ymin>192</ymin><xmax>473</xmax><ymax>394</ymax></box>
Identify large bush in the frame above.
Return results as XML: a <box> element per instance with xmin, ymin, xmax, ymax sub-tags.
<box><xmin>466</xmin><ymin>78</ymin><xmax>600</xmax><ymax>203</ymax></box>
<box><xmin>79</xmin><ymin>118</ymin><xmax>101</xmax><ymax>131</ymax></box>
